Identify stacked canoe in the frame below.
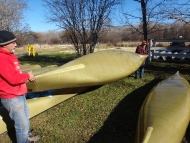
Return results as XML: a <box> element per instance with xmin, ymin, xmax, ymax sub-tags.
<box><xmin>0</xmin><ymin>49</ymin><xmax>147</xmax><ymax>134</ymax></box>
<box><xmin>26</xmin><ymin>49</ymin><xmax>147</xmax><ymax>92</ymax></box>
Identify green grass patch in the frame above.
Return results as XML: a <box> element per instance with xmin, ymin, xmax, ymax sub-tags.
<box><xmin>18</xmin><ymin>53</ymin><xmax>76</xmax><ymax>66</ymax></box>
<box><xmin>0</xmin><ymin>55</ymin><xmax>190</xmax><ymax>143</ymax></box>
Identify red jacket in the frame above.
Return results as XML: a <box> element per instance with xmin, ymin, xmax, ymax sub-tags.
<box><xmin>135</xmin><ymin>45</ymin><xmax>148</xmax><ymax>55</ymax></box>
<box><xmin>0</xmin><ymin>49</ymin><xmax>29</xmax><ymax>99</ymax></box>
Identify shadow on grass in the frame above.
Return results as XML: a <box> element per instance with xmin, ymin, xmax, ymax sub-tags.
<box><xmin>79</xmin><ymin>85</ymin><xmax>104</xmax><ymax>94</ymax></box>
<box><xmin>6</xmin><ymin>128</ymin><xmax>16</xmax><ymax>143</ymax></box>
<box><xmin>1</xmin><ymin>85</ymin><xmax>102</xmax><ymax>143</ymax></box>
<box><xmin>184</xmin><ymin>122</ymin><xmax>190</xmax><ymax>142</ymax></box>
<box><xmin>146</xmin><ymin>60</ymin><xmax>190</xmax><ymax>76</ymax></box>
<box><xmin>18</xmin><ymin>54</ymin><xmax>75</xmax><ymax>66</ymax></box>
<box><xmin>87</xmin><ymin>78</ymin><xmax>163</xmax><ymax>143</ymax></box>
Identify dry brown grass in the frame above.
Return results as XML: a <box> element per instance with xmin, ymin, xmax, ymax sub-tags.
<box><xmin>15</xmin><ymin>43</ymin><xmax>138</xmax><ymax>55</ymax></box>
<box><xmin>15</xmin><ymin>44</ymin><xmax>74</xmax><ymax>54</ymax></box>
<box><xmin>96</xmin><ymin>42</ymin><xmax>141</xmax><ymax>49</ymax></box>
<box><xmin>16</xmin><ymin>40</ymin><xmax>189</xmax><ymax>55</ymax></box>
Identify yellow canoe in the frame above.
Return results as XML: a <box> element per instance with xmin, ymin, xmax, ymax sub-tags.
<box><xmin>21</xmin><ymin>65</ymin><xmax>41</xmax><ymax>71</ymax></box>
<box><xmin>0</xmin><ymin>86</ymin><xmax>89</xmax><ymax>134</ymax></box>
<box><xmin>20</xmin><ymin>64</ymin><xmax>30</xmax><ymax>68</ymax></box>
<box><xmin>0</xmin><ymin>50</ymin><xmax>147</xmax><ymax>134</ymax></box>
<box><xmin>135</xmin><ymin>72</ymin><xmax>190</xmax><ymax>143</ymax></box>
<box><xmin>32</xmin><ymin>65</ymin><xmax>58</xmax><ymax>75</ymax></box>
<box><xmin>27</xmin><ymin>49</ymin><xmax>147</xmax><ymax>92</ymax></box>
<box><xmin>21</xmin><ymin>65</ymin><xmax>58</xmax><ymax>75</ymax></box>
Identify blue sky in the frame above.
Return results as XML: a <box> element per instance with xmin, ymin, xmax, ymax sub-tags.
<box><xmin>25</xmin><ymin>0</ymin><xmax>139</xmax><ymax>32</ymax></box>
<box><xmin>24</xmin><ymin>0</ymin><xmax>57</xmax><ymax>32</ymax></box>
<box><xmin>24</xmin><ymin>0</ymin><xmax>188</xmax><ymax>32</ymax></box>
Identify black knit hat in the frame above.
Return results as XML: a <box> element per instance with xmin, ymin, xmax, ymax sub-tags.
<box><xmin>0</xmin><ymin>30</ymin><xmax>16</xmax><ymax>46</ymax></box>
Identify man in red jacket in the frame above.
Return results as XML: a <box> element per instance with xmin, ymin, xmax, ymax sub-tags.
<box><xmin>135</xmin><ymin>40</ymin><xmax>148</xmax><ymax>79</ymax></box>
<box><xmin>0</xmin><ymin>31</ymin><xmax>40</xmax><ymax>143</ymax></box>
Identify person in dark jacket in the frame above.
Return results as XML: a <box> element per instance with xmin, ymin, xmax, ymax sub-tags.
<box><xmin>135</xmin><ymin>40</ymin><xmax>148</xmax><ymax>79</ymax></box>
<box><xmin>0</xmin><ymin>30</ymin><xmax>40</xmax><ymax>143</ymax></box>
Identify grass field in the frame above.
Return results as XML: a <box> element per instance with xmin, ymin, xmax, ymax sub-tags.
<box><xmin>0</xmin><ymin>52</ymin><xmax>190</xmax><ymax>143</ymax></box>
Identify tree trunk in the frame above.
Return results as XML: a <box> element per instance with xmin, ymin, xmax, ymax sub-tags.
<box><xmin>90</xmin><ymin>44</ymin><xmax>95</xmax><ymax>53</ymax></box>
<box><xmin>141</xmin><ymin>0</ymin><xmax>148</xmax><ymax>41</ymax></box>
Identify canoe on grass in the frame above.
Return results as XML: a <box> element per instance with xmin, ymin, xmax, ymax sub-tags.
<box><xmin>0</xmin><ymin>86</ymin><xmax>89</xmax><ymax>135</ymax></box>
<box><xmin>21</xmin><ymin>65</ymin><xmax>58</xmax><ymax>75</ymax></box>
<box><xmin>21</xmin><ymin>65</ymin><xmax>41</xmax><ymax>72</ymax></box>
<box><xmin>135</xmin><ymin>71</ymin><xmax>190</xmax><ymax>143</ymax></box>
<box><xmin>20</xmin><ymin>64</ymin><xmax>30</xmax><ymax>68</ymax></box>
<box><xmin>32</xmin><ymin>65</ymin><xmax>58</xmax><ymax>75</ymax></box>
<box><xmin>27</xmin><ymin>49</ymin><xmax>147</xmax><ymax>92</ymax></box>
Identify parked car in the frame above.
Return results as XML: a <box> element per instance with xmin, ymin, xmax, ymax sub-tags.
<box><xmin>150</xmin><ymin>49</ymin><xmax>190</xmax><ymax>60</ymax></box>
<box><xmin>153</xmin><ymin>50</ymin><xmax>171</xmax><ymax>60</ymax></box>
<box><xmin>150</xmin><ymin>50</ymin><xmax>160</xmax><ymax>59</ymax></box>
<box><xmin>171</xmin><ymin>50</ymin><xmax>190</xmax><ymax>60</ymax></box>
<box><xmin>178</xmin><ymin>50</ymin><xmax>190</xmax><ymax>60</ymax></box>
<box><xmin>170</xmin><ymin>42</ymin><xmax>185</xmax><ymax>47</ymax></box>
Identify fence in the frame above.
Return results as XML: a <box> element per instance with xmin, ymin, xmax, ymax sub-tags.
<box><xmin>148</xmin><ymin>39</ymin><xmax>190</xmax><ymax>61</ymax></box>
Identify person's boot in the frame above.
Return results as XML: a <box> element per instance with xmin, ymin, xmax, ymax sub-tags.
<box><xmin>28</xmin><ymin>135</ymin><xmax>41</xmax><ymax>143</ymax></box>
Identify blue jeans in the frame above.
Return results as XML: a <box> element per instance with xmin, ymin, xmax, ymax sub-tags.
<box><xmin>1</xmin><ymin>95</ymin><xmax>31</xmax><ymax>143</ymax></box>
<box><xmin>135</xmin><ymin>62</ymin><xmax>145</xmax><ymax>78</ymax></box>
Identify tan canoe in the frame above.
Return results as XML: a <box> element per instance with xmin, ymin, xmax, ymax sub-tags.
<box><xmin>27</xmin><ymin>49</ymin><xmax>147</xmax><ymax>92</ymax></box>
<box><xmin>20</xmin><ymin>64</ymin><xmax>30</xmax><ymax>68</ymax></box>
<box><xmin>135</xmin><ymin>72</ymin><xmax>190</xmax><ymax>143</ymax></box>
<box><xmin>21</xmin><ymin>65</ymin><xmax>41</xmax><ymax>71</ymax></box>
<box><xmin>0</xmin><ymin>86</ymin><xmax>89</xmax><ymax>134</ymax></box>
<box><xmin>21</xmin><ymin>65</ymin><xmax>58</xmax><ymax>75</ymax></box>
<box><xmin>32</xmin><ymin>65</ymin><xmax>58</xmax><ymax>75</ymax></box>
<box><xmin>0</xmin><ymin>49</ymin><xmax>147</xmax><ymax>134</ymax></box>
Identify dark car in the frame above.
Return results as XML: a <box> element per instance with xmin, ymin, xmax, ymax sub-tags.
<box><xmin>170</xmin><ymin>42</ymin><xmax>185</xmax><ymax>47</ymax></box>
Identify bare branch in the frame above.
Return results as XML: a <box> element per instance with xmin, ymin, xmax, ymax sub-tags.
<box><xmin>42</xmin><ymin>0</ymin><xmax>119</xmax><ymax>56</ymax></box>
<box><xmin>123</xmin><ymin>0</ymin><xmax>172</xmax><ymax>40</ymax></box>
<box><xmin>0</xmin><ymin>0</ymin><xmax>27</xmax><ymax>31</ymax></box>
<box><xmin>167</xmin><ymin>0</ymin><xmax>190</xmax><ymax>24</ymax></box>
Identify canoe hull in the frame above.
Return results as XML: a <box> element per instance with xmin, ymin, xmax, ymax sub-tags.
<box><xmin>0</xmin><ymin>86</ymin><xmax>89</xmax><ymax>135</ymax></box>
<box><xmin>27</xmin><ymin>49</ymin><xmax>147</xmax><ymax>92</ymax></box>
<box><xmin>135</xmin><ymin>72</ymin><xmax>190</xmax><ymax>143</ymax></box>
<box><xmin>21</xmin><ymin>65</ymin><xmax>41</xmax><ymax>72</ymax></box>
<box><xmin>32</xmin><ymin>65</ymin><xmax>58</xmax><ymax>75</ymax></box>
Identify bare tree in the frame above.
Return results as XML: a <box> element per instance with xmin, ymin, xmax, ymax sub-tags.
<box><xmin>123</xmin><ymin>0</ymin><xmax>172</xmax><ymax>41</ymax></box>
<box><xmin>42</xmin><ymin>0</ymin><xmax>119</xmax><ymax>57</ymax></box>
<box><xmin>0</xmin><ymin>0</ymin><xmax>28</xmax><ymax>31</ymax></box>
<box><xmin>0</xmin><ymin>0</ymin><xmax>35</xmax><ymax>46</ymax></box>
<box><xmin>15</xmin><ymin>31</ymin><xmax>39</xmax><ymax>46</ymax></box>
<box><xmin>167</xmin><ymin>0</ymin><xmax>190</xmax><ymax>24</ymax></box>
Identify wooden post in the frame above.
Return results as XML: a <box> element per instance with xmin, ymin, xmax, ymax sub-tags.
<box><xmin>148</xmin><ymin>39</ymin><xmax>153</xmax><ymax>62</ymax></box>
